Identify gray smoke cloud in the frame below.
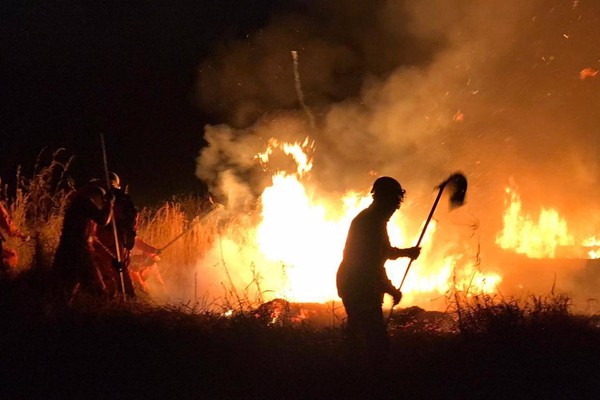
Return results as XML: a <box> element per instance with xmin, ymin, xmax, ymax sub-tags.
<box><xmin>195</xmin><ymin>0</ymin><xmax>600</xmax><ymax>304</ymax></box>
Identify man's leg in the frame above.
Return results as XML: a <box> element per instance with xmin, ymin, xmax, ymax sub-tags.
<box><xmin>342</xmin><ymin>299</ymin><xmax>389</xmax><ymax>362</ymax></box>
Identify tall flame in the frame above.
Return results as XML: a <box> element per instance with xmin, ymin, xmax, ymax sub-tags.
<box><xmin>256</xmin><ymin>173</ymin><xmax>368</xmax><ymax>302</ymax></box>
<box><xmin>496</xmin><ymin>186</ymin><xmax>574</xmax><ymax>258</ymax></box>
<box><xmin>225</xmin><ymin>137</ymin><xmax>501</xmax><ymax>305</ymax></box>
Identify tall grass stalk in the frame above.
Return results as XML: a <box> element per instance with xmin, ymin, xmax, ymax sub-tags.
<box><xmin>1</xmin><ymin>149</ymin><xmax>74</xmax><ymax>271</ymax></box>
<box><xmin>450</xmin><ymin>289</ymin><xmax>581</xmax><ymax>337</ymax></box>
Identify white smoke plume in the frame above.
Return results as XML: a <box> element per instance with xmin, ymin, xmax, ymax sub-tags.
<box><xmin>194</xmin><ymin>1</ymin><xmax>600</xmax><ymax>307</ymax></box>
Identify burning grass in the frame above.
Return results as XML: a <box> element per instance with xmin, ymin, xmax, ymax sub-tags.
<box><xmin>2</xmin><ymin>151</ymin><xmax>600</xmax><ymax>397</ymax></box>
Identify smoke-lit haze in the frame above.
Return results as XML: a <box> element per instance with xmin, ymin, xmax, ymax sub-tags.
<box><xmin>193</xmin><ymin>1</ymin><xmax>600</xmax><ymax>309</ymax></box>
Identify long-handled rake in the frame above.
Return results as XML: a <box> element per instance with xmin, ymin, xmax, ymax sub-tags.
<box><xmin>157</xmin><ymin>199</ymin><xmax>220</xmax><ymax>253</ymax></box>
<box><xmin>100</xmin><ymin>133</ymin><xmax>127</xmax><ymax>298</ymax></box>
<box><xmin>386</xmin><ymin>172</ymin><xmax>468</xmax><ymax>326</ymax></box>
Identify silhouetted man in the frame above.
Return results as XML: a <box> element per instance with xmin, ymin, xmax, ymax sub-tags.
<box><xmin>336</xmin><ymin>176</ymin><xmax>420</xmax><ymax>362</ymax></box>
<box><xmin>92</xmin><ymin>172</ymin><xmax>138</xmax><ymax>298</ymax></box>
<box><xmin>53</xmin><ymin>183</ymin><xmax>113</xmax><ymax>302</ymax></box>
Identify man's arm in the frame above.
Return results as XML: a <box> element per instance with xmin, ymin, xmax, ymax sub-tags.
<box><xmin>380</xmin><ymin>273</ymin><xmax>403</xmax><ymax>305</ymax></box>
<box><xmin>388</xmin><ymin>246</ymin><xmax>421</xmax><ymax>260</ymax></box>
<box><xmin>86</xmin><ymin>196</ymin><xmax>113</xmax><ymax>227</ymax></box>
<box><xmin>134</xmin><ymin>237</ymin><xmax>160</xmax><ymax>254</ymax></box>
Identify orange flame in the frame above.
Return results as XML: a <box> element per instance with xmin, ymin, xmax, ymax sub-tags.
<box><xmin>255</xmin><ymin>137</ymin><xmax>315</xmax><ymax>176</ymax></box>
<box><xmin>582</xmin><ymin>236</ymin><xmax>600</xmax><ymax>259</ymax></box>
<box><xmin>201</xmin><ymin>138</ymin><xmax>502</xmax><ymax>308</ymax></box>
<box><xmin>254</xmin><ymin>138</ymin><xmax>501</xmax><ymax>303</ymax></box>
<box><xmin>496</xmin><ymin>186</ymin><xmax>574</xmax><ymax>258</ymax></box>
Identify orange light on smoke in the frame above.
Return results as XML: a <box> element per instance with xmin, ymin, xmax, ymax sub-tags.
<box><xmin>496</xmin><ymin>186</ymin><xmax>574</xmax><ymax>258</ymax></box>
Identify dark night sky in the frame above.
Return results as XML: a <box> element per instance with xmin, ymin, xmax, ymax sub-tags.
<box><xmin>1</xmin><ymin>1</ymin><xmax>288</xmax><ymax>206</ymax></box>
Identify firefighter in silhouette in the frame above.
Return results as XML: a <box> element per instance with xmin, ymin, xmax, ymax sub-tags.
<box><xmin>336</xmin><ymin>176</ymin><xmax>420</xmax><ymax>361</ymax></box>
<box><xmin>0</xmin><ymin>202</ymin><xmax>29</xmax><ymax>277</ymax></box>
<box><xmin>52</xmin><ymin>183</ymin><xmax>113</xmax><ymax>301</ymax></box>
<box><xmin>92</xmin><ymin>172</ymin><xmax>138</xmax><ymax>298</ymax></box>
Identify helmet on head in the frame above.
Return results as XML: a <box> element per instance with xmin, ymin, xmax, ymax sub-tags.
<box><xmin>81</xmin><ymin>184</ymin><xmax>107</xmax><ymax>208</ymax></box>
<box><xmin>109</xmin><ymin>172</ymin><xmax>121</xmax><ymax>189</ymax></box>
<box><xmin>83</xmin><ymin>185</ymin><xmax>106</xmax><ymax>198</ymax></box>
<box><xmin>371</xmin><ymin>176</ymin><xmax>405</xmax><ymax>200</ymax></box>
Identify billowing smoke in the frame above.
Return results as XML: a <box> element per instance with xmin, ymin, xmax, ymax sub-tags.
<box><xmin>194</xmin><ymin>1</ymin><xmax>600</xmax><ymax>307</ymax></box>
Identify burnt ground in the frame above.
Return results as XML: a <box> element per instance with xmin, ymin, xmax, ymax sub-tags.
<box><xmin>1</xmin><ymin>274</ymin><xmax>600</xmax><ymax>399</ymax></box>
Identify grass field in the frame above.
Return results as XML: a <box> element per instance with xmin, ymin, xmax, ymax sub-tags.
<box><xmin>2</xmin><ymin>153</ymin><xmax>600</xmax><ymax>399</ymax></box>
<box><xmin>1</xmin><ymin>275</ymin><xmax>599</xmax><ymax>399</ymax></box>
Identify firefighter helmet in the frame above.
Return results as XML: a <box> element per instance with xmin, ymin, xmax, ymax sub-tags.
<box><xmin>109</xmin><ymin>172</ymin><xmax>121</xmax><ymax>189</ymax></box>
<box><xmin>371</xmin><ymin>176</ymin><xmax>405</xmax><ymax>200</ymax></box>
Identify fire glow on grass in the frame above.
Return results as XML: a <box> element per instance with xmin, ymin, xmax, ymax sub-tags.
<box><xmin>244</xmin><ymin>137</ymin><xmax>502</xmax><ymax>304</ymax></box>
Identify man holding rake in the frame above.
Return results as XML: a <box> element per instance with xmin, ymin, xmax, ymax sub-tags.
<box><xmin>336</xmin><ymin>176</ymin><xmax>421</xmax><ymax>363</ymax></box>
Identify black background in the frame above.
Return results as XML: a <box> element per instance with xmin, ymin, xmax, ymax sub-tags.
<box><xmin>1</xmin><ymin>1</ymin><xmax>292</xmax><ymax>205</ymax></box>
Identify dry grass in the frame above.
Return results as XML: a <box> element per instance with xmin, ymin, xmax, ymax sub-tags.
<box><xmin>136</xmin><ymin>197</ymin><xmax>218</xmax><ymax>288</ymax></box>
<box><xmin>1</xmin><ymin>148</ymin><xmax>74</xmax><ymax>271</ymax></box>
<box><xmin>1</xmin><ymin>152</ymin><xmax>600</xmax><ymax>398</ymax></box>
<box><xmin>449</xmin><ymin>289</ymin><xmax>590</xmax><ymax>338</ymax></box>
<box><xmin>2</xmin><ymin>150</ymin><xmax>222</xmax><ymax>280</ymax></box>
<box><xmin>3</xmin><ymin>149</ymin><xmax>599</xmax><ymax>327</ymax></box>
<box><xmin>2</xmin><ymin>151</ymin><xmax>263</xmax><ymax>313</ymax></box>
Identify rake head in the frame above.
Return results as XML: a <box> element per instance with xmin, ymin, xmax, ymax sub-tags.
<box><xmin>439</xmin><ymin>172</ymin><xmax>468</xmax><ymax>209</ymax></box>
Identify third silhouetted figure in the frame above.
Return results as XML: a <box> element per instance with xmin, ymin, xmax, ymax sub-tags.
<box><xmin>336</xmin><ymin>176</ymin><xmax>420</xmax><ymax>363</ymax></box>
<box><xmin>92</xmin><ymin>172</ymin><xmax>138</xmax><ymax>299</ymax></box>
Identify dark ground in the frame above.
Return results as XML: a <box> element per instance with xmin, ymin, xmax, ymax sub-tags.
<box><xmin>1</xmin><ymin>273</ymin><xmax>600</xmax><ymax>400</ymax></box>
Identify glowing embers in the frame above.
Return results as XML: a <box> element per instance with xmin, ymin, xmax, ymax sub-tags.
<box><xmin>496</xmin><ymin>186</ymin><xmax>574</xmax><ymax>258</ymax></box>
<box><xmin>579</xmin><ymin>68</ymin><xmax>598</xmax><ymax>80</ymax></box>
